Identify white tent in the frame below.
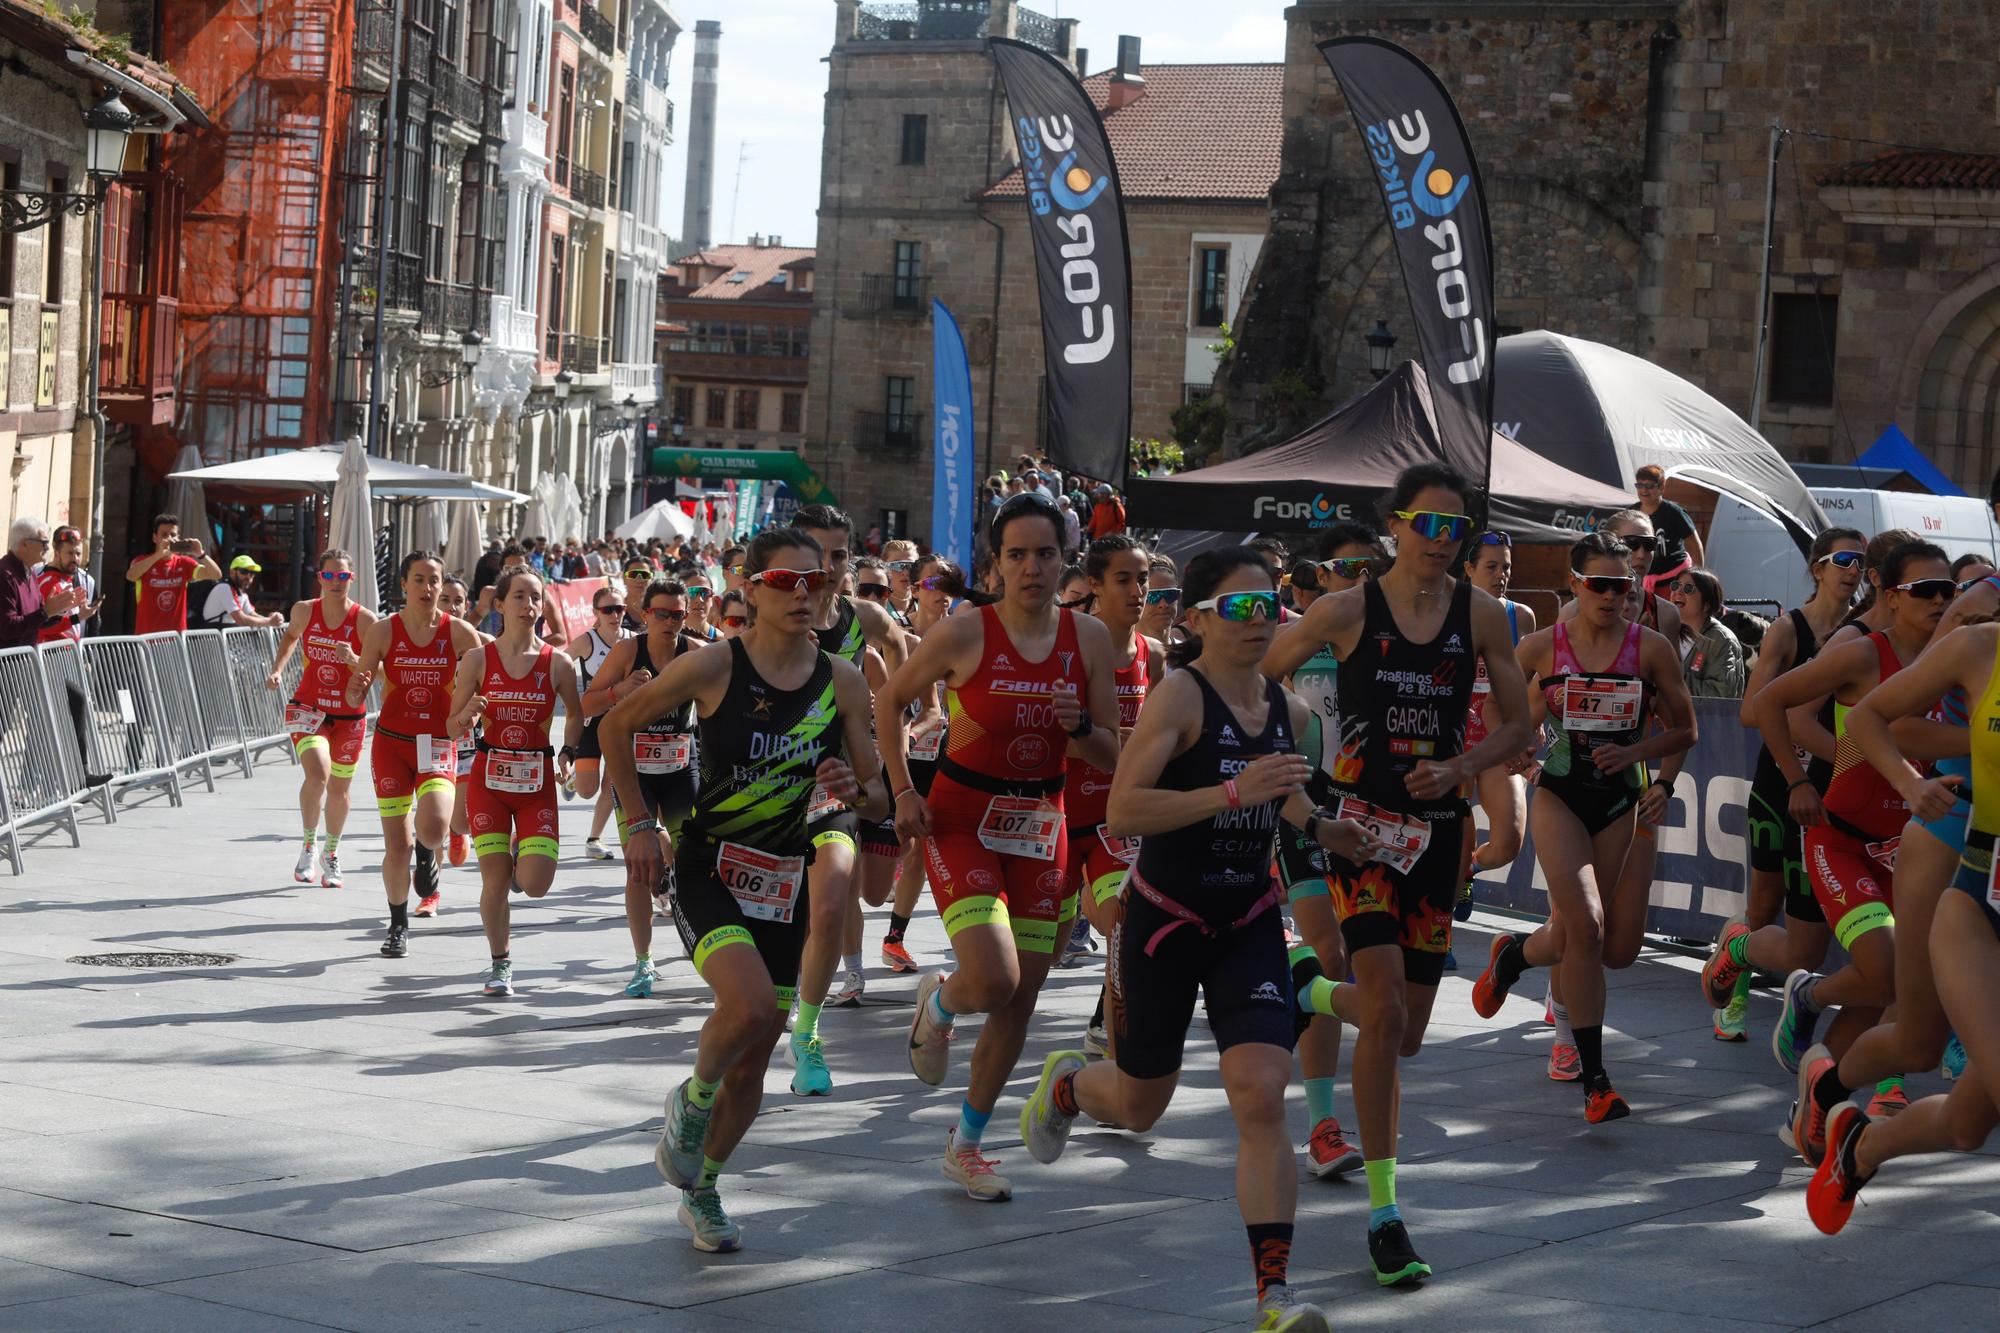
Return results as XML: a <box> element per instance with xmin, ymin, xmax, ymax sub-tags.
<box><xmin>615</xmin><ymin>499</ymin><xmax>696</xmax><ymax>542</ymax></box>
<box><xmin>327</xmin><ymin>438</ymin><xmax>380</xmax><ymax>612</ymax></box>
<box><xmin>167</xmin><ymin>444</ymin><xmax>526</xmax><ymax>502</ymax></box>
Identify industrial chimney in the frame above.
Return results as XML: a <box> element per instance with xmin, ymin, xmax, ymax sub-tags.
<box><xmin>681</xmin><ymin>20</ymin><xmax>721</xmax><ymax>251</ymax></box>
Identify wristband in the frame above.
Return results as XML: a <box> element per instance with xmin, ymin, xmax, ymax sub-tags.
<box><xmin>1786</xmin><ymin>777</ymin><xmax>1813</xmax><ymax>792</ymax></box>
<box><xmin>1224</xmin><ymin>778</ymin><xmax>1241</xmax><ymax>810</ymax></box>
<box><xmin>893</xmin><ymin>787</ymin><xmax>919</xmax><ymax>802</ymax></box>
<box><xmin>1067</xmin><ymin>708</ymin><xmax>1093</xmax><ymax>740</ymax></box>
<box><xmin>626</xmin><ymin>816</ymin><xmax>659</xmax><ymax>834</ymax></box>
<box><xmin>1304</xmin><ymin>807</ymin><xmax>1322</xmax><ymax>844</ymax></box>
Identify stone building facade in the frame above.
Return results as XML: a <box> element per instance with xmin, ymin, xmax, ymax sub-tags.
<box><xmin>804</xmin><ymin>0</ymin><xmax>1279</xmax><ymax>539</ymax></box>
<box><xmin>657</xmin><ymin>240</ymin><xmax>815</xmax><ymax>458</ymax></box>
<box><xmin>1227</xmin><ymin>0</ymin><xmax>2000</xmax><ymax>488</ymax></box>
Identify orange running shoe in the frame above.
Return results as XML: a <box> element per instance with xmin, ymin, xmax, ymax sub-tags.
<box><xmin>1583</xmin><ymin>1075</ymin><xmax>1629</xmax><ymax>1124</ymax></box>
<box><xmin>1864</xmin><ymin>1081</ymin><xmax>1908</xmax><ymax>1119</ymax></box>
<box><xmin>881</xmin><ymin>936</ymin><xmax>917</xmax><ymax>974</ymax></box>
<box><xmin>1547</xmin><ymin>1042</ymin><xmax>1582</xmax><ymax>1082</ymax></box>
<box><xmin>448</xmin><ymin>833</ymin><xmax>468</xmax><ymax>867</ymax></box>
<box><xmin>1471</xmin><ymin>933</ymin><xmax>1520</xmax><ymax>1019</ymax></box>
<box><xmin>1807</xmin><ymin>1104</ymin><xmax>1872</xmax><ymax>1235</ymax></box>
<box><xmin>1700</xmin><ymin>914</ymin><xmax>1751</xmax><ymax>1008</ymax></box>
<box><xmin>1305</xmin><ymin>1117</ymin><xmax>1363</xmax><ymax>1178</ymax></box>
<box><xmin>1792</xmin><ymin>1044</ymin><xmax>1836</xmax><ymax>1166</ymax></box>
<box><xmin>413</xmin><ymin>891</ymin><xmax>442</xmax><ymax>918</ymax></box>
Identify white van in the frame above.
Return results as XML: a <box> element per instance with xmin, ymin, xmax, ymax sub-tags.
<box><xmin>1703</xmin><ymin>488</ymin><xmax>2000</xmax><ymax>613</ymax></box>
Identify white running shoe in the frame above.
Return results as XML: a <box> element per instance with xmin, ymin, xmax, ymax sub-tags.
<box><xmin>1083</xmin><ymin>1022</ymin><xmax>1110</xmax><ymax>1060</ymax></box>
<box><xmin>1020</xmin><ymin>1050</ymin><xmax>1085</xmax><ymax>1164</ymax></box>
<box><xmin>907</xmin><ymin>972</ymin><xmax>954</xmax><ymax>1086</ymax></box>
<box><xmin>293</xmin><ymin>844</ymin><xmax>318</xmax><ymax>884</ymax></box>
<box><xmin>585</xmin><ymin>837</ymin><xmax>613</xmax><ymax>861</ymax></box>
<box><xmin>319</xmin><ymin>852</ymin><xmax>343</xmax><ymax>889</ymax></box>
<box><xmin>941</xmin><ymin>1128</ymin><xmax>1011</xmax><ymax>1201</ymax></box>
<box><xmin>831</xmin><ymin>967</ymin><xmax>865</xmax><ymax>1007</ymax></box>
<box><xmin>1255</xmin><ymin>1284</ymin><xmax>1332</xmax><ymax>1332</ymax></box>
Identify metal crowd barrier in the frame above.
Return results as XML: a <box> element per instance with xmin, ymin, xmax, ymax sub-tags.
<box><xmin>138</xmin><ymin>632</ymin><xmax>217</xmax><ymax>793</ymax></box>
<box><xmin>34</xmin><ymin>638</ymin><xmax>117</xmax><ymax>826</ymax></box>
<box><xmin>77</xmin><ymin>635</ymin><xmax>185</xmax><ymax>808</ymax></box>
<box><xmin>0</xmin><ymin>645</ymin><xmax>86</xmax><ymax>871</ymax></box>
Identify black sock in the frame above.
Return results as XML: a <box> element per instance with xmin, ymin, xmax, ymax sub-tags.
<box><xmin>1813</xmin><ymin>1063</ymin><xmax>1853</xmax><ymax>1113</ymax></box>
<box><xmin>389</xmin><ymin>900</ymin><xmax>409</xmax><ymax>927</ymax></box>
<box><xmin>888</xmin><ymin>912</ymin><xmax>911</xmax><ymax>939</ymax></box>
<box><xmin>1090</xmin><ymin>988</ymin><xmax>1106</xmax><ymax>1029</ymax></box>
<box><xmin>1495</xmin><ymin>937</ymin><xmax>1530</xmax><ymax>990</ymax></box>
<box><xmin>1573</xmin><ymin>1023</ymin><xmax>1605</xmax><ymax>1083</ymax></box>
<box><xmin>1246</xmin><ymin>1221</ymin><xmax>1293</xmax><ymax>1304</ymax></box>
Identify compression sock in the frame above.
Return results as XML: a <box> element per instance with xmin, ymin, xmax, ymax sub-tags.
<box><xmin>841</xmin><ymin>952</ymin><xmax>862</xmax><ymax>974</ymax></box>
<box><xmin>388</xmin><ymin>899</ymin><xmax>409</xmax><ymax>928</ymax></box>
<box><xmin>1875</xmin><ymin>1076</ymin><xmax>1905</xmax><ymax>1100</ymax></box>
<box><xmin>887</xmin><ymin>912</ymin><xmax>911</xmax><ymax>940</ymax></box>
<box><xmin>794</xmin><ymin>999</ymin><xmax>823</xmax><ymax>1042</ymax></box>
<box><xmin>1726</xmin><ymin>931</ymin><xmax>1752</xmax><ymax>968</ymax></box>
<box><xmin>1365</xmin><ymin>1158</ymin><xmax>1400</xmax><ymax>1229</ymax></box>
<box><xmin>1574</xmin><ymin>1024</ymin><xmax>1606</xmax><ymax>1083</ymax></box>
<box><xmin>1813</xmin><ymin>1063</ymin><xmax>1854</xmax><ymax>1113</ymax></box>
<box><xmin>302</xmin><ymin>828</ymin><xmax>317</xmax><ymax>848</ymax></box>
<box><xmin>1290</xmin><ymin>943</ymin><xmax>1340</xmax><ymax>1016</ymax></box>
<box><xmin>1305</xmin><ymin>1077</ymin><xmax>1337</xmax><ymax>1127</ymax></box>
<box><xmin>1552</xmin><ymin>999</ymin><xmax>1575</xmax><ymax>1047</ymax></box>
<box><xmin>1247</xmin><ymin>1222</ymin><xmax>1294</xmax><ymax>1304</ymax></box>
<box><xmin>696</xmin><ymin>1154</ymin><xmax>726</xmax><ymax>1190</ymax></box>
<box><xmin>926</xmin><ymin>984</ymin><xmax>957</xmax><ymax>1029</ymax></box>
<box><xmin>956</xmin><ymin>1098</ymin><xmax>992</xmax><ymax>1151</ymax></box>
<box><xmin>1494</xmin><ymin>937</ymin><xmax>1530</xmax><ymax>991</ymax></box>
<box><xmin>686</xmin><ymin>1071</ymin><xmax>721</xmax><ymax>1112</ymax></box>
<box><xmin>323</xmin><ymin>834</ymin><xmax>341</xmax><ymax>856</ymax></box>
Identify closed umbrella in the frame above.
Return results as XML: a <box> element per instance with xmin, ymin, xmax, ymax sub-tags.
<box><xmin>328</xmin><ymin>437</ymin><xmax>379</xmax><ymax>612</ymax></box>
<box><xmin>412</xmin><ymin>498</ymin><xmax>449</xmax><ymax>560</ymax></box>
<box><xmin>445</xmin><ymin>502</ymin><xmax>485</xmax><ymax>583</ymax></box>
<box><xmin>165</xmin><ymin>443</ymin><xmax>212</xmax><ymax>549</ymax></box>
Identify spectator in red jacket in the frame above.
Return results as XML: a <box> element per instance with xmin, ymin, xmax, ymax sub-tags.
<box><xmin>1087</xmin><ymin>483</ymin><xmax>1126</xmax><ymax>540</ymax></box>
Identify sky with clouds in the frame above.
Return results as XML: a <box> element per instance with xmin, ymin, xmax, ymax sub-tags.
<box><xmin>655</xmin><ymin>0</ymin><xmax>1289</xmax><ymax>252</ymax></box>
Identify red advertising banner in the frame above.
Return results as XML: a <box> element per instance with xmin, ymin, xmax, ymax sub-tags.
<box><xmin>545</xmin><ymin>577</ymin><xmax>610</xmax><ymax>644</ymax></box>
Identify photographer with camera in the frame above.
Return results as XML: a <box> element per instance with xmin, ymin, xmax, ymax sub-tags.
<box><xmin>126</xmin><ymin>513</ymin><xmax>221</xmax><ymax>635</ymax></box>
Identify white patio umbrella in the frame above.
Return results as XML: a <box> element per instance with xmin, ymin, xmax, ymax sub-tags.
<box><xmin>444</xmin><ymin>502</ymin><xmax>485</xmax><ymax>582</ymax></box>
<box><xmin>165</xmin><ymin>443</ymin><xmax>212</xmax><ymax>548</ymax></box>
<box><xmin>412</xmin><ymin>498</ymin><xmax>449</xmax><ymax>558</ymax></box>
<box><xmin>614</xmin><ymin>499</ymin><xmax>696</xmax><ymax>542</ymax></box>
<box><xmin>327</xmin><ymin>437</ymin><xmax>379</xmax><ymax>612</ymax></box>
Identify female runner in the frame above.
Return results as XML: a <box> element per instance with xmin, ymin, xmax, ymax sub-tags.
<box><xmin>347</xmin><ymin>552</ymin><xmax>482</xmax><ymax>957</ymax></box>
<box><xmin>437</xmin><ymin>574</ymin><xmax>491</xmax><ymax>877</ymax></box>
<box><xmin>878</xmin><ymin>493</ymin><xmax>1120</xmax><ymax>1202</ymax></box>
<box><xmin>446</xmin><ymin>566</ymin><xmax>584</xmax><ymax>997</ymax></box>
<box><xmin>604</xmin><ymin>528</ymin><xmax>883</xmax><ymax>1253</ymax></box>
<box><xmin>583</xmin><ymin>578</ymin><xmax>703</xmax><ymax>998</ymax></box>
<box><xmin>267</xmin><ymin>548</ymin><xmax>377</xmax><ymax>888</ymax></box>
<box><xmin>569</xmin><ymin>585</ymin><xmax>630</xmax><ymax>862</ymax></box>
<box><xmin>879</xmin><ymin>556</ymin><xmax>960</xmax><ymax>974</ymax></box>
<box><xmin>1471</xmin><ymin>532</ymin><xmax>1696</xmax><ymax>1121</ymax></box>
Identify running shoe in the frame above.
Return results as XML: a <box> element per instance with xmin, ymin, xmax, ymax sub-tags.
<box><xmin>1712</xmin><ymin>993</ymin><xmax>1748</xmax><ymax>1042</ymax></box>
<box><xmin>941</xmin><ymin>1128</ymin><xmax>1011</xmax><ymax>1201</ymax></box>
<box><xmin>413</xmin><ymin>891</ymin><xmax>442</xmax><ymax>918</ymax></box>
<box><xmin>1083</xmin><ymin>1021</ymin><xmax>1111</xmax><ymax>1061</ymax></box>
<box><xmin>1305</xmin><ymin>1117</ymin><xmax>1363</xmax><ymax>1178</ymax></box>
<box><xmin>654</xmin><ymin>862</ymin><xmax>677</xmax><ymax>904</ymax></box>
<box><xmin>1583</xmin><ymin>1074</ymin><xmax>1629</xmax><ymax>1124</ymax></box>
<box><xmin>448</xmin><ymin>832</ymin><xmax>468</xmax><ymax>867</ymax></box>
<box><xmin>482</xmin><ymin>960</ymin><xmax>514</xmax><ymax>998</ymax></box>
<box><xmin>624</xmin><ymin>959</ymin><xmax>659</xmax><ymax>999</ymax></box>
<box><xmin>1700</xmin><ymin>913</ymin><xmax>1751</xmax><ymax>1008</ymax></box>
<box><xmin>1773</xmin><ymin>970</ymin><xmax>1825</xmax><ymax>1075</ymax></box>
<box><xmin>1864</xmin><ymin>1081</ymin><xmax>1908</xmax><ymax>1119</ymax></box>
<box><xmin>789</xmin><ymin>1033</ymin><xmax>833</xmax><ymax>1097</ymax></box>
<box><xmin>1806</xmin><ymin>1104</ymin><xmax>1872</xmax><ymax>1236</ymax></box>
<box><xmin>1254</xmin><ymin>1284</ymin><xmax>1333</xmax><ymax>1333</ymax></box>
<box><xmin>292</xmin><ymin>844</ymin><xmax>318</xmax><ymax>884</ymax></box>
<box><xmin>881</xmin><ymin>935</ymin><xmax>917</xmax><ymax>974</ymax></box>
<box><xmin>1547</xmin><ymin>1042</ymin><xmax>1582</xmax><ymax>1083</ymax></box>
<box><xmin>1061</xmin><ymin>918</ymin><xmax>1096</xmax><ymax>967</ymax></box>
<box><xmin>1441</xmin><ymin>947</ymin><xmax>1458</xmax><ymax>972</ymax></box>
<box><xmin>1366</xmin><ymin>1219</ymin><xmax>1431</xmax><ymax>1287</ymax></box>
<box><xmin>907</xmin><ymin>971</ymin><xmax>954</xmax><ymax>1086</ymax></box>
<box><xmin>1792</xmin><ymin>1043</ymin><xmax>1836</xmax><ymax>1166</ymax></box>
<box><xmin>1470</xmin><ymin>933</ymin><xmax>1520</xmax><ymax>1019</ymax></box>
<box><xmin>380</xmin><ymin>924</ymin><xmax>408</xmax><ymax>959</ymax></box>
<box><xmin>1021</xmin><ymin>1049</ymin><xmax>1085</xmax><ymax>1163</ymax></box>
<box><xmin>585</xmin><ymin>837</ymin><xmax>612</xmax><ymax>861</ymax></box>
<box><xmin>562</xmin><ymin>773</ymin><xmax>577</xmax><ymax>801</ymax></box>
<box><xmin>831</xmin><ymin>968</ymin><xmax>865</xmax><ymax>1007</ymax></box>
<box><xmin>1543</xmin><ymin>993</ymin><xmax>1554</xmax><ymax>1027</ymax></box>
<box><xmin>656</xmin><ymin>1078</ymin><xmax>710</xmax><ymax>1189</ymax></box>
<box><xmin>677</xmin><ymin>1187</ymin><xmax>742</xmax><ymax>1253</ymax></box>
<box><xmin>1454</xmin><ymin>878</ymin><xmax>1475</xmax><ymax>922</ymax></box>
<box><xmin>319</xmin><ymin>852</ymin><xmax>344</xmax><ymax>889</ymax></box>
<box><xmin>1778</xmin><ymin>1101</ymin><xmax>1797</xmax><ymax>1153</ymax></box>
<box><xmin>1944</xmin><ymin>1033</ymin><xmax>1968</xmax><ymax>1082</ymax></box>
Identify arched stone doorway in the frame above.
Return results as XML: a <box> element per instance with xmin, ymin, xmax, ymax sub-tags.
<box><xmin>1913</xmin><ymin>282</ymin><xmax>2000</xmax><ymax>492</ymax></box>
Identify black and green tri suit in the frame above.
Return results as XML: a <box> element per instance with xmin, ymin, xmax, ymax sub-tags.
<box><xmin>672</xmin><ymin>638</ymin><xmax>844</xmax><ymax>995</ymax></box>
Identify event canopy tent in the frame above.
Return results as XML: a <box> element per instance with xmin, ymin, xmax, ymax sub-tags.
<box><xmin>1125</xmin><ymin>360</ymin><xmax>1632</xmax><ymax>541</ymax></box>
<box><xmin>615</xmin><ymin>499</ymin><xmax>697</xmax><ymax>543</ymax></box>
<box><xmin>1492</xmin><ymin>331</ymin><xmax>1827</xmax><ymax>550</ymax></box>
<box><xmin>1855</xmin><ymin>424</ymin><xmax>1966</xmax><ymax>497</ymax></box>
<box><xmin>168</xmin><ymin>444</ymin><xmax>527</xmax><ymax>502</ymax></box>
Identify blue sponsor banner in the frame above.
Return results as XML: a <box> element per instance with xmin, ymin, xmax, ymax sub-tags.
<box><xmin>931</xmin><ymin>299</ymin><xmax>974</xmax><ymax>569</ymax></box>
<box><xmin>1471</xmin><ymin>697</ymin><xmax>1757</xmax><ymax>940</ymax></box>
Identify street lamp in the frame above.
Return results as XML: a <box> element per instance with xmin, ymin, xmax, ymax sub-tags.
<box><xmin>670</xmin><ymin>416</ymin><xmax>686</xmax><ymax>443</ymax></box>
<box><xmin>553</xmin><ymin>369</ymin><xmax>573</xmax><ymax>401</ymax></box>
<box><xmin>1</xmin><ymin>93</ymin><xmax>137</xmax><ymax>233</ymax></box>
<box><xmin>84</xmin><ymin>94</ymin><xmax>138</xmax><ymax>178</ymax></box>
<box><xmin>1365</xmin><ymin>320</ymin><xmax>1398</xmax><ymax>381</ymax></box>
<box><xmin>460</xmin><ymin>331</ymin><xmax>484</xmax><ymax>367</ymax></box>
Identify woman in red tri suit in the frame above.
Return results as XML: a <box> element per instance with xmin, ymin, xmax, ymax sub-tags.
<box><xmin>266</xmin><ymin>548</ymin><xmax>377</xmax><ymax>889</ymax></box>
<box><xmin>348</xmin><ymin>551</ymin><xmax>483</xmax><ymax>960</ymax></box>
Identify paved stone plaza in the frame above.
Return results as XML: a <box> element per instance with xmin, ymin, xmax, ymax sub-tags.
<box><xmin>2</xmin><ymin>757</ymin><xmax>1997</xmax><ymax>1331</ymax></box>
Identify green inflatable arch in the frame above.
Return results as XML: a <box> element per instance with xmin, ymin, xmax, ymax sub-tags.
<box><xmin>648</xmin><ymin>447</ymin><xmax>840</xmax><ymax>506</ymax></box>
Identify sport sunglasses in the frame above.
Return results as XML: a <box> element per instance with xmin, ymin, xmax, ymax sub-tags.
<box><xmin>1476</xmin><ymin>531</ymin><xmax>1512</xmax><ymax>548</ymax></box>
<box><xmin>1394</xmin><ymin>510</ymin><xmax>1472</xmax><ymax>542</ymax></box>
<box><xmin>750</xmin><ymin>568</ymin><xmax>830</xmax><ymax>593</ymax></box>
<box><xmin>1193</xmin><ymin>591</ymin><xmax>1279</xmax><ymax>621</ymax></box>
<box><xmin>318</xmin><ymin>570</ymin><xmax>353</xmax><ymax>582</ymax></box>
<box><xmin>595</xmin><ymin>603</ymin><xmax>626</xmax><ymax>616</ymax></box>
<box><xmin>1320</xmin><ymin>557</ymin><xmax>1373</xmax><ymax>581</ymax></box>
<box><xmin>1816</xmin><ymin>550</ymin><xmax>1865</xmax><ymax>570</ymax></box>
<box><xmin>1145</xmin><ymin>587</ymin><xmax>1182</xmax><ymax>605</ymax></box>
<box><xmin>1893</xmin><ymin>579</ymin><xmax>1956</xmax><ymax>601</ymax></box>
<box><xmin>721</xmin><ymin>614</ymin><xmax>748</xmax><ymax>628</ymax></box>
<box><xmin>856</xmin><ymin>582</ymin><xmax>891</xmax><ymax>600</ymax></box>
<box><xmin>1573</xmin><ymin>572</ymin><xmax>1634</xmax><ymax>595</ymax></box>
<box><xmin>647</xmin><ymin>606</ymin><xmax>688</xmax><ymax>621</ymax></box>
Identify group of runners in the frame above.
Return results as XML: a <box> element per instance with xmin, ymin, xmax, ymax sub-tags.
<box><xmin>248</xmin><ymin>471</ymin><xmax>2000</xmax><ymax>1332</ymax></box>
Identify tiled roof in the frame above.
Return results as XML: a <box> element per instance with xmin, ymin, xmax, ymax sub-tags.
<box><xmin>1818</xmin><ymin>150</ymin><xmax>2000</xmax><ymax>190</ymax></box>
<box><xmin>665</xmin><ymin>244</ymin><xmax>817</xmax><ymax>300</ymax></box>
<box><xmin>984</xmin><ymin>64</ymin><xmax>1282</xmax><ymax>204</ymax></box>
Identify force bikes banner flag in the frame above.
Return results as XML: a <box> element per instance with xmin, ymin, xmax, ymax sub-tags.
<box><xmin>931</xmin><ymin>300</ymin><xmax>975</xmax><ymax>570</ymax></box>
<box><xmin>1320</xmin><ymin>37</ymin><xmax>1497</xmax><ymax>512</ymax></box>
<box><xmin>990</xmin><ymin>38</ymin><xmax>1132</xmax><ymax>484</ymax></box>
